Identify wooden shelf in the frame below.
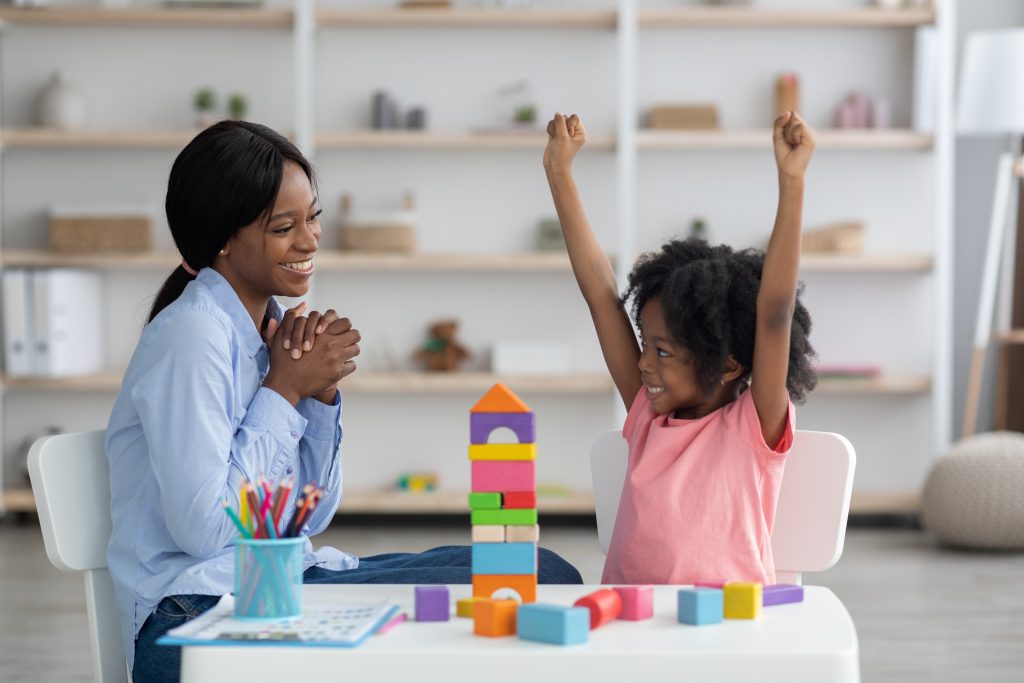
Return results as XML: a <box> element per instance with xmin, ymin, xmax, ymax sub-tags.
<box><xmin>849</xmin><ymin>491</ymin><xmax>920</xmax><ymax>515</ymax></box>
<box><xmin>816</xmin><ymin>375</ymin><xmax>932</xmax><ymax>395</ymax></box>
<box><xmin>638</xmin><ymin>7</ymin><xmax>935</xmax><ymax>28</ymax></box>
<box><xmin>0</xmin><ymin>128</ymin><xmax>197</xmax><ymax>149</ymax></box>
<box><xmin>0</xmin><ymin>249</ymin><xmax>579</xmax><ymax>273</ymax></box>
<box><xmin>0</xmin><ymin>7</ymin><xmax>292</xmax><ymax>28</ymax></box>
<box><xmin>638</xmin><ymin>129</ymin><xmax>933</xmax><ymax>151</ymax></box>
<box><xmin>316</xmin><ymin>8</ymin><xmax>616</xmax><ymax>30</ymax></box>
<box><xmin>801</xmin><ymin>254</ymin><xmax>933</xmax><ymax>273</ymax></box>
<box><xmin>316</xmin><ymin>130</ymin><xmax>615</xmax><ymax>151</ymax></box>
<box><xmin>1</xmin><ymin>488</ymin><xmax>36</xmax><ymax>513</ymax></box>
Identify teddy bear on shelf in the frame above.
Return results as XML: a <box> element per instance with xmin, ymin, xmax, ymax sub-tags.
<box><xmin>413</xmin><ymin>319</ymin><xmax>471</xmax><ymax>372</ymax></box>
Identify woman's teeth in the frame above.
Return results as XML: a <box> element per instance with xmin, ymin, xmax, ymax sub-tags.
<box><xmin>281</xmin><ymin>260</ymin><xmax>312</xmax><ymax>272</ymax></box>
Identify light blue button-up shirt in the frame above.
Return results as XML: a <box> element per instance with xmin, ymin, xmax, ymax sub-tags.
<box><xmin>106</xmin><ymin>268</ymin><xmax>357</xmax><ymax>665</ymax></box>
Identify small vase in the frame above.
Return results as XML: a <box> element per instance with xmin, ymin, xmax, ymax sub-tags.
<box><xmin>38</xmin><ymin>72</ymin><xmax>86</xmax><ymax>130</ymax></box>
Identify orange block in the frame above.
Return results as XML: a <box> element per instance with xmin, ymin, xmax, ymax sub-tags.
<box><xmin>471</xmin><ymin>383</ymin><xmax>531</xmax><ymax>414</ymax></box>
<box><xmin>472</xmin><ymin>573</ymin><xmax>538</xmax><ymax>603</ymax></box>
<box><xmin>473</xmin><ymin>598</ymin><xmax>518</xmax><ymax>637</ymax></box>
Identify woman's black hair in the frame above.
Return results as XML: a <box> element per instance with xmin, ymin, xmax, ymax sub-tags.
<box><xmin>148</xmin><ymin>120</ymin><xmax>316</xmax><ymax>323</ymax></box>
<box><xmin>623</xmin><ymin>237</ymin><xmax>817</xmax><ymax>403</ymax></box>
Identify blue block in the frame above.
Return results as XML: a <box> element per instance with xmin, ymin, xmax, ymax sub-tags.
<box><xmin>678</xmin><ymin>588</ymin><xmax>723</xmax><ymax>625</ymax></box>
<box><xmin>471</xmin><ymin>542</ymin><xmax>537</xmax><ymax>575</ymax></box>
<box><xmin>517</xmin><ymin>604</ymin><xmax>589</xmax><ymax>645</ymax></box>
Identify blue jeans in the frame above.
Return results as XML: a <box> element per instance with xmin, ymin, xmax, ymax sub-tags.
<box><xmin>132</xmin><ymin>545</ymin><xmax>581</xmax><ymax>683</ymax></box>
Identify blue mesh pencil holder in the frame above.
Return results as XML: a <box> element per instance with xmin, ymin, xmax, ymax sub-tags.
<box><xmin>233</xmin><ymin>537</ymin><xmax>304</xmax><ymax>620</ymax></box>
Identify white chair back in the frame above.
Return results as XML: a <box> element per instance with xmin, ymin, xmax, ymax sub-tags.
<box><xmin>590</xmin><ymin>429</ymin><xmax>856</xmax><ymax>585</ymax></box>
<box><xmin>28</xmin><ymin>430</ymin><xmax>128</xmax><ymax>683</ymax></box>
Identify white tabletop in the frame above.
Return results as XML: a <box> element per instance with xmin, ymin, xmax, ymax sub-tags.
<box><xmin>182</xmin><ymin>584</ymin><xmax>860</xmax><ymax>683</ymax></box>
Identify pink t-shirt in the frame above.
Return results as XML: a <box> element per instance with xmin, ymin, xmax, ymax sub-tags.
<box><xmin>602</xmin><ymin>387</ymin><xmax>794</xmax><ymax>585</ymax></box>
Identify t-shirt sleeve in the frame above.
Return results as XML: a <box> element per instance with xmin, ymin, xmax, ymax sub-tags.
<box><xmin>622</xmin><ymin>386</ymin><xmax>655</xmax><ymax>441</ymax></box>
<box><xmin>728</xmin><ymin>389</ymin><xmax>795</xmax><ymax>461</ymax></box>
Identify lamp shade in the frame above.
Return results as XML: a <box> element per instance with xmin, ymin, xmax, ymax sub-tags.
<box><xmin>958</xmin><ymin>29</ymin><xmax>1024</xmax><ymax>135</ymax></box>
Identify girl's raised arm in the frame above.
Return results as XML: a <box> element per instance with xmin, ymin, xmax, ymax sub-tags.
<box><xmin>544</xmin><ymin>113</ymin><xmax>641</xmax><ymax>409</ymax></box>
<box><xmin>752</xmin><ymin>112</ymin><xmax>816</xmax><ymax>446</ymax></box>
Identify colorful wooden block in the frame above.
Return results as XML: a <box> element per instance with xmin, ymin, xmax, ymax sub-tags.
<box><xmin>763</xmin><ymin>584</ymin><xmax>804</xmax><ymax>607</ymax></box>
<box><xmin>503</xmin><ymin>491</ymin><xmax>537</xmax><ymax>509</ymax></box>
<box><xmin>573</xmin><ymin>588</ymin><xmax>623</xmax><ymax>629</ymax></box>
<box><xmin>470</xmin><ymin>411</ymin><xmax>536</xmax><ymax>444</ymax></box>
<box><xmin>471</xmin><ymin>525</ymin><xmax>505</xmax><ymax>543</ymax></box>
<box><xmin>473</xmin><ymin>598</ymin><xmax>518</xmax><ymax>637</ymax></box>
<box><xmin>468</xmin><ymin>492</ymin><xmax>502</xmax><ymax>509</ymax></box>
<box><xmin>505</xmin><ymin>524</ymin><xmax>540</xmax><ymax>543</ymax></box>
<box><xmin>678</xmin><ymin>588</ymin><xmax>723</xmax><ymax>626</ymax></box>
<box><xmin>471</xmin><ymin>383</ymin><xmax>531</xmax><ymax>413</ymax></box>
<box><xmin>468</xmin><ymin>443</ymin><xmax>537</xmax><ymax>461</ymax></box>
<box><xmin>473</xmin><ymin>574</ymin><xmax>537</xmax><ymax>603</ymax></box>
<box><xmin>517</xmin><ymin>604</ymin><xmax>590</xmax><ymax>645</ymax></box>
<box><xmin>471</xmin><ymin>460</ymin><xmax>535</xmax><ymax>493</ymax></box>
<box><xmin>414</xmin><ymin>585</ymin><xmax>449</xmax><ymax>622</ymax></box>
<box><xmin>472</xmin><ymin>542</ymin><xmax>537</xmax><ymax>575</ymax></box>
<box><xmin>471</xmin><ymin>508</ymin><xmax>538</xmax><ymax>526</ymax></box>
<box><xmin>456</xmin><ymin>596</ymin><xmax>486</xmax><ymax>618</ymax></box>
<box><xmin>613</xmin><ymin>585</ymin><xmax>653</xmax><ymax>621</ymax></box>
<box><xmin>724</xmin><ymin>582</ymin><xmax>762</xmax><ymax>620</ymax></box>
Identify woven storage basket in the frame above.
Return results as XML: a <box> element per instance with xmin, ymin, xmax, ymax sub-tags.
<box><xmin>50</xmin><ymin>214</ymin><xmax>152</xmax><ymax>253</ymax></box>
<box><xmin>921</xmin><ymin>431</ymin><xmax>1024</xmax><ymax>550</ymax></box>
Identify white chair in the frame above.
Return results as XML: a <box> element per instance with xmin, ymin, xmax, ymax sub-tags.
<box><xmin>28</xmin><ymin>429</ymin><xmax>129</xmax><ymax>683</ymax></box>
<box><xmin>591</xmin><ymin>429</ymin><xmax>856</xmax><ymax>585</ymax></box>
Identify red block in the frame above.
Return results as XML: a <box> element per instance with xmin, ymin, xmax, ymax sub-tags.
<box><xmin>573</xmin><ymin>588</ymin><xmax>622</xmax><ymax>629</ymax></box>
<box><xmin>503</xmin><ymin>491</ymin><xmax>536</xmax><ymax>509</ymax></box>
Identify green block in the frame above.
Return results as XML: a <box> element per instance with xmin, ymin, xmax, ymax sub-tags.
<box><xmin>471</xmin><ymin>508</ymin><xmax>538</xmax><ymax>526</ymax></box>
<box><xmin>468</xmin><ymin>492</ymin><xmax>502</xmax><ymax>510</ymax></box>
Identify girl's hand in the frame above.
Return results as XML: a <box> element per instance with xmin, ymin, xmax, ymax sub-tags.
<box><xmin>544</xmin><ymin>112</ymin><xmax>586</xmax><ymax>175</ymax></box>
<box><xmin>773</xmin><ymin>111</ymin><xmax>816</xmax><ymax>180</ymax></box>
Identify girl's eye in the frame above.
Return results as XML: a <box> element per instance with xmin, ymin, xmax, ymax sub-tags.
<box><xmin>657</xmin><ymin>348</ymin><xmax>671</xmax><ymax>358</ymax></box>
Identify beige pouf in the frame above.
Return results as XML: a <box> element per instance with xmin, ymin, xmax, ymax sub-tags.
<box><xmin>921</xmin><ymin>431</ymin><xmax>1024</xmax><ymax>550</ymax></box>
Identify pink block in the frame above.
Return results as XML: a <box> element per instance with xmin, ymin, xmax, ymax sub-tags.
<box><xmin>471</xmin><ymin>460</ymin><xmax>535</xmax><ymax>493</ymax></box>
<box><xmin>613</xmin><ymin>586</ymin><xmax>653</xmax><ymax>621</ymax></box>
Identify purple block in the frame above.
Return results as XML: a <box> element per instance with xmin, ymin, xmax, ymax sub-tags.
<box><xmin>763</xmin><ymin>584</ymin><xmax>804</xmax><ymax>607</ymax></box>
<box><xmin>470</xmin><ymin>411</ymin><xmax>535</xmax><ymax>445</ymax></box>
<box><xmin>415</xmin><ymin>585</ymin><xmax>450</xmax><ymax>622</ymax></box>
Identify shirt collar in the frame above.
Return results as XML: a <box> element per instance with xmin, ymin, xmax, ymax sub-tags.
<box><xmin>197</xmin><ymin>268</ymin><xmax>283</xmax><ymax>358</ymax></box>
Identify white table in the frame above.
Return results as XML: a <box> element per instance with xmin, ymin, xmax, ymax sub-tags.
<box><xmin>182</xmin><ymin>584</ymin><xmax>860</xmax><ymax>683</ymax></box>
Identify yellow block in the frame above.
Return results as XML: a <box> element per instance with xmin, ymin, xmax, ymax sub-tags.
<box><xmin>457</xmin><ymin>596</ymin><xmax>486</xmax><ymax>618</ymax></box>
<box><xmin>468</xmin><ymin>443</ymin><xmax>536</xmax><ymax>461</ymax></box>
<box><xmin>724</xmin><ymin>582</ymin><xmax>762</xmax><ymax>620</ymax></box>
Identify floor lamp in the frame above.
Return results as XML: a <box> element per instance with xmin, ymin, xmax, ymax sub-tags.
<box><xmin>958</xmin><ymin>29</ymin><xmax>1024</xmax><ymax>436</ymax></box>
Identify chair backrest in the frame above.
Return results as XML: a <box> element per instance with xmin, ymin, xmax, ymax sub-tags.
<box><xmin>28</xmin><ymin>430</ymin><xmax>128</xmax><ymax>683</ymax></box>
<box><xmin>590</xmin><ymin>429</ymin><xmax>856</xmax><ymax>585</ymax></box>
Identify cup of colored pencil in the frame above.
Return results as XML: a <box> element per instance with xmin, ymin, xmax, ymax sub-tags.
<box><xmin>223</xmin><ymin>477</ymin><xmax>325</xmax><ymax>620</ymax></box>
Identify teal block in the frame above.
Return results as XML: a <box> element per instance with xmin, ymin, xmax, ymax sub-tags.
<box><xmin>678</xmin><ymin>588</ymin><xmax>723</xmax><ymax>625</ymax></box>
<box><xmin>517</xmin><ymin>604</ymin><xmax>589</xmax><ymax>645</ymax></box>
<box><xmin>471</xmin><ymin>542</ymin><xmax>537</xmax><ymax>575</ymax></box>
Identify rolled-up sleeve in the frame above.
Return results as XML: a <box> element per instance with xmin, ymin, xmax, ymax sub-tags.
<box><xmin>295</xmin><ymin>391</ymin><xmax>343</xmax><ymax>535</ymax></box>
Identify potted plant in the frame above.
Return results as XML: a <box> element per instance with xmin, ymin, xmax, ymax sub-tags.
<box><xmin>194</xmin><ymin>88</ymin><xmax>217</xmax><ymax>128</ymax></box>
<box><xmin>228</xmin><ymin>93</ymin><xmax>248</xmax><ymax>121</ymax></box>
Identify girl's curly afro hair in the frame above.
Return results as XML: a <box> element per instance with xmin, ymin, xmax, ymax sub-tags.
<box><xmin>623</xmin><ymin>237</ymin><xmax>817</xmax><ymax>403</ymax></box>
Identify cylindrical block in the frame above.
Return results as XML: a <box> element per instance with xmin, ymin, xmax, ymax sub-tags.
<box><xmin>233</xmin><ymin>537</ymin><xmax>304</xmax><ymax>620</ymax></box>
<box><xmin>573</xmin><ymin>588</ymin><xmax>623</xmax><ymax>629</ymax></box>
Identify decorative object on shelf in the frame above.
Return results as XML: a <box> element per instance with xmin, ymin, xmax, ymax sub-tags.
<box><xmin>395</xmin><ymin>472</ymin><xmax>439</xmax><ymax>493</ymax></box>
<box><xmin>371</xmin><ymin>90</ymin><xmax>401</xmax><ymax>130</ymax></box>
<box><xmin>193</xmin><ymin>88</ymin><xmax>217</xmax><ymax>129</ymax></box>
<box><xmin>801</xmin><ymin>221</ymin><xmax>865</xmax><ymax>254</ymax></box>
<box><xmin>874</xmin><ymin>0</ymin><xmax>908</xmax><ymax>8</ymax></box>
<box><xmin>647</xmin><ymin>104</ymin><xmax>719</xmax><ymax>130</ymax></box>
<box><xmin>414</xmin><ymin>319</ymin><xmax>471</xmax><ymax>372</ymax></box>
<box><xmin>957</xmin><ymin>28</ymin><xmax>1024</xmax><ymax>436</ymax></box>
<box><xmin>774</xmin><ymin>73</ymin><xmax>799</xmax><ymax>119</ymax></box>
<box><xmin>492</xmin><ymin>341</ymin><xmax>571</xmax><ymax>376</ymax></box>
<box><xmin>49</xmin><ymin>207</ymin><xmax>153</xmax><ymax>253</ymax></box>
<box><xmin>922</xmin><ymin>431</ymin><xmax>1024</xmax><ymax>550</ymax></box>
<box><xmin>37</xmin><ymin>72</ymin><xmax>86</xmax><ymax>130</ymax></box>
<box><xmin>689</xmin><ymin>217</ymin><xmax>708</xmax><ymax>240</ymax></box>
<box><xmin>399</xmin><ymin>0</ymin><xmax>452</xmax><ymax>8</ymax></box>
<box><xmin>534</xmin><ymin>218</ymin><xmax>565</xmax><ymax>251</ymax></box>
<box><xmin>870</xmin><ymin>96</ymin><xmax>891</xmax><ymax>128</ymax></box>
<box><xmin>834</xmin><ymin>91</ymin><xmax>871</xmax><ymax>128</ymax></box>
<box><xmin>227</xmin><ymin>93</ymin><xmax>248</xmax><ymax>121</ymax></box>
<box><xmin>406</xmin><ymin>106</ymin><xmax>428</xmax><ymax>130</ymax></box>
<box><xmin>338</xmin><ymin>193</ymin><xmax>417</xmax><ymax>253</ymax></box>
<box><xmin>497</xmin><ymin>80</ymin><xmax>539</xmax><ymax>129</ymax></box>
<box><xmin>814</xmin><ymin>365</ymin><xmax>881</xmax><ymax>380</ymax></box>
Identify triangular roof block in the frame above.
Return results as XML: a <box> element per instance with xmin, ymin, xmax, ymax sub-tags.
<box><xmin>471</xmin><ymin>383</ymin><xmax>531</xmax><ymax>414</ymax></box>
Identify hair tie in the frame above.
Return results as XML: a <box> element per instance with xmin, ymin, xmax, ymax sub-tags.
<box><xmin>181</xmin><ymin>259</ymin><xmax>199</xmax><ymax>277</ymax></box>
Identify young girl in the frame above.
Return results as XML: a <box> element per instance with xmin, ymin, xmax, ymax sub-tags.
<box><xmin>108</xmin><ymin>121</ymin><xmax>581</xmax><ymax>683</ymax></box>
<box><xmin>544</xmin><ymin>111</ymin><xmax>818</xmax><ymax>586</ymax></box>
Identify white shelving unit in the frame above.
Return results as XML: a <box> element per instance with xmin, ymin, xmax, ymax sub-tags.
<box><xmin>0</xmin><ymin>1</ymin><xmax>954</xmax><ymax>517</ymax></box>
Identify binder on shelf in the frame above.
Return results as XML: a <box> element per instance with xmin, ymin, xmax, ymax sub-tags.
<box><xmin>2</xmin><ymin>269</ymin><xmax>36</xmax><ymax>377</ymax></box>
<box><xmin>31</xmin><ymin>269</ymin><xmax>104</xmax><ymax>378</ymax></box>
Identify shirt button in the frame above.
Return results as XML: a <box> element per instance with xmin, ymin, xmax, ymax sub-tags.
<box><xmin>290</xmin><ymin>431</ymin><xmax>299</xmax><ymax>439</ymax></box>
<box><xmin>286</xmin><ymin>467</ymin><xmax>294</xmax><ymax>475</ymax></box>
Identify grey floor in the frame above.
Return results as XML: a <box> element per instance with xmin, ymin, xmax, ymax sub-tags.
<box><xmin>2</xmin><ymin>520</ymin><xmax>1023</xmax><ymax>682</ymax></box>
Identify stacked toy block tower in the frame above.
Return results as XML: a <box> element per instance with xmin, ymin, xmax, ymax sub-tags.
<box><xmin>469</xmin><ymin>383</ymin><xmax>539</xmax><ymax>604</ymax></box>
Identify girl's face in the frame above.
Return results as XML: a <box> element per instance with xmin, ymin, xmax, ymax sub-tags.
<box><xmin>217</xmin><ymin>161</ymin><xmax>321</xmax><ymax>311</ymax></box>
<box><xmin>637</xmin><ymin>297</ymin><xmax>737</xmax><ymax>419</ymax></box>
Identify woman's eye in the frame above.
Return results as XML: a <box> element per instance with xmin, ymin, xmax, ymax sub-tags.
<box><xmin>272</xmin><ymin>225</ymin><xmax>292</xmax><ymax>234</ymax></box>
<box><xmin>307</xmin><ymin>209</ymin><xmax>323</xmax><ymax>222</ymax></box>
